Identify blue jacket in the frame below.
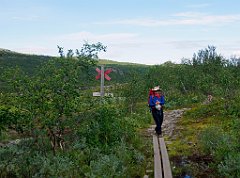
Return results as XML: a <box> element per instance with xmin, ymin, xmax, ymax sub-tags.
<box><xmin>149</xmin><ymin>95</ymin><xmax>165</xmax><ymax>107</ymax></box>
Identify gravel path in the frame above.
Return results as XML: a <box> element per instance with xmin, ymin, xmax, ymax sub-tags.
<box><xmin>147</xmin><ymin>108</ymin><xmax>191</xmax><ymax>137</ymax></box>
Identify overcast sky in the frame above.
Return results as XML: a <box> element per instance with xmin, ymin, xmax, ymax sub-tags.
<box><xmin>1</xmin><ymin>0</ymin><xmax>240</xmax><ymax>65</ymax></box>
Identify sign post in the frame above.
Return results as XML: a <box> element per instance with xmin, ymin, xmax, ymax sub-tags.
<box><xmin>100</xmin><ymin>65</ymin><xmax>104</xmax><ymax>97</ymax></box>
<box><xmin>94</xmin><ymin>65</ymin><xmax>113</xmax><ymax>97</ymax></box>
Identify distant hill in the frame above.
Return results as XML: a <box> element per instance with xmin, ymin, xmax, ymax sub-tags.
<box><xmin>98</xmin><ymin>59</ymin><xmax>148</xmax><ymax>66</ymax></box>
<box><xmin>0</xmin><ymin>49</ymin><xmax>150</xmax><ymax>84</ymax></box>
<box><xmin>0</xmin><ymin>48</ymin><xmax>55</xmax><ymax>74</ymax></box>
<box><xmin>0</xmin><ymin>49</ymin><xmax>148</xmax><ymax>71</ymax></box>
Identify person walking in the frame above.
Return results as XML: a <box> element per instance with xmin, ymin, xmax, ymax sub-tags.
<box><xmin>149</xmin><ymin>86</ymin><xmax>165</xmax><ymax>135</ymax></box>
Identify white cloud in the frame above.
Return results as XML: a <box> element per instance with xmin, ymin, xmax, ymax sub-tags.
<box><xmin>232</xmin><ymin>50</ymin><xmax>240</xmax><ymax>57</ymax></box>
<box><xmin>97</xmin><ymin>13</ymin><xmax>240</xmax><ymax>26</ymax></box>
<box><xmin>60</xmin><ymin>31</ymin><xmax>139</xmax><ymax>43</ymax></box>
<box><xmin>56</xmin><ymin>31</ymin><xmax>143</xmax><ymax>53</ymax></box>
<box><xmin>12</xmin><ymin>15</ymin><xmax>41</xmax><ymax>21</ymax></box>
<box><xmin>186</xmin><ymin>3</ymin><xmax>210</xmax><ymax>8</ymax></box>
<box><xmin>13</xmin><ymin>46</ymin><xmax>55</xmax><ymax>56</ymax></box>
<box><xmin>9</xmin><ymin>31</ymin><xmax>240</xmax><ymax>65</ymax></box>
<box><xmin>175</xmin><ymin>13</ymin><xmax>240</xmax><ymax>25</ymax></box>
<box><xmin>173</xmin><ymin>12</ymin><xmax>206</xmax><ymax>17</ymax></box>
<box><xmin>12</xmin><ymin>31</ymin><xmax>144</xmax><ymax>59</ymax></box>
<box><xmin>58</xmin><ymin>31</ymin><xmax>151</xmax><ymax>62</ymax></box>
<box><xmin>166</xmin><ymin>40</ymin><xmax>209</xmax><ymax>49</ymax></box>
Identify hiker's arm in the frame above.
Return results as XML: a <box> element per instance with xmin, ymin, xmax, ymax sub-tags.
<box><xmin>149</xmin><ymin>96</ymin><xmax>155</xmax><ymax>107</ymax></box>
<box><xmin>160</xmin><ymin>96</ymin><xmax>165</xmax><ymax>105</ymax></box>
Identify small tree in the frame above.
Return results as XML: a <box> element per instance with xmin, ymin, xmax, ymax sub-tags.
<box><xmin>76</xmin><ymin>42</ymin><xmax>107</xmax><ymax>68</ymax></box>
<box><xmin>4</xmin><ymin>42</ymin><xmax>107</xmax><ymax>154</ymax></box>
<box><xmin>57</xmin><ymin>42</ymin><xmax>107</xmax><ymax>68</ymax></box>
<box><xmin>122</xmin><ymin>71</ymin><xmax>145</xmax><ymax>113</ymax></box>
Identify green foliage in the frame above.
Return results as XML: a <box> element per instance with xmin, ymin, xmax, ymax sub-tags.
<box><xmin>0</xmin><ymin>47</ymin><xmax>149</xmax><ymax>90</ymax></box>
<box><xmin>0</xmin><ymin>102</ymin><xmax>148</xmax><ymax>177</ymax></box>
<box><xmin>76</xmin><ymin>42</ymin><xmax>107</xmax><ymax>59</ymax></box>
<box><xmin>0</xmin><ymin>105</ymin><xmax>148</xmax><ymax>177</ymax></box>
<box><xmin>218</xmin><ymin>152</ymin><xmax>240</xmax><ymax>178</ymax></box>
<box><xmin>199</xmin><ymin>127</ymin><xmax>234</xmax><ymax>159</ymax></box>
<box><xmin>0</xmin><ymin>49</ymin><xmax>54</xmax><ymax>75</ymax></box>
<box><xmin>0</xmin><ymin>105</ymin><xmax>29</xmax><ymax>134</ymax></box>
<box><xmin>13</xmin><ymin>57</ymin><xmax>98</xmax><ymax>154</ymax></box>
<box><xmin>159</xmin><ymin>46</ymin><xmax>240</xmax><ymax>177</ymax></box>
<box><xmin>165</xmin><ymin>93</ymin><xmax>203</xmax><ymax>109</ymax></box>
<box><xmin>58</xmin><ymin>42</ymin><xmax>107</xmax><ymax>68</ymax></box>
<box><xmin>0</xmin><ymin>140</ymin><xmax>76</xmax><ymax>178</ymax></box>
<box><xmin>78</xmin><ymin>106</ymin><xmax>133</xmax><ymax>148</ymax></box>
<box><xmin>192</xmin><ymin>45</ymin><xmax>223</xmax><ymax>65</ymax></box>
<box><xmin>146</xmin><ymin>46</ymin><xmax>240</xmax><ymax>110</ymax></box>
<box><xmin>121</xmin><ymin>71</ymin><xmax>146</xmax><ymax>113</ymax></box>
<box><xmin>2</xmin><ymin>44</ymin><xmax>240</xmax><ymax>177</ymax></box>
<box><xmin>0</xmin><ymin>58</ymin><xmax>149</xmax><ymax>177</ymax></box>
<box><xmin>198</xmin><ymin>124</ymin><xmax>240</xmax><ymax>177</ymax></box>
<box><xmin>0</xmin><ymin>106</ymin><xmax>16</xmax><ymax>133</ymax></box>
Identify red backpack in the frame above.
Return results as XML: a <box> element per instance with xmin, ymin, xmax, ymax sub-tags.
<box><xmin>148</xmin><ymin>89</ymin><xmax>155</xmax><ymax>106</ymax></box>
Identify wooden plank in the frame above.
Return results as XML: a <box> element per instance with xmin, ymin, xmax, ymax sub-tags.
<box><xmin>159</xmin><ymin>138</ymin><xmax>173</xmax><ymax>178</ymax></box>
<box><xmin>153</xmin><ymin>135</ymin><xmax>163</xmax><ymax>178</ymax></box>
<box><xmin>93</xmin><ymin>92</ymin><xmax>101</xmax><ymax>96</ymax></box>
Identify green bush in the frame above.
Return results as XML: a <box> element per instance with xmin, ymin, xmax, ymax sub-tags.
<box><xmin>199</xmin><ymin>125</ymin><xmax>240</xmax><ymax>177</ymax></box>
<box><xmin>77</xmin><ymin>106</ymin><xmax>135</xmax><ymax>148</ymax></box>
<box><xmin>0</xmin><ymin>105</ymin><xmax>147</xmax><ymax>177</ymax></box>
<box><xmin>218</xmin><ymin>152</ymin><xmax>240</xmax><ymax>178</ymax></box>
<box><xmin>199</xmin><ymin>127</ymin><xmax>234</xmax><ymax>159</ymax></box>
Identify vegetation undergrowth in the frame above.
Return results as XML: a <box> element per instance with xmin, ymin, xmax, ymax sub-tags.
<box><xmin>167</xmin><ymin>97</ymin><xmax>240</xmax><ymax>178</ymax></box>
<box><xmin>0</xmin><ymin>103</ymin><xmax>153</xmax><ymax>178</ymax></box>
<box><xmin>0</xmin><ymin>43</ymin><xmax>153</xmax><ymax>177</ymax></box>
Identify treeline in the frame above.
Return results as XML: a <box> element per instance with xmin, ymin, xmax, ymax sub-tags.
<box><xmin>145</xmin><ymin>46</ymin><xmax>240</xmax><ymax>108</ymax></box>
<box><xmin>0</xmin><ymin>46</ymin><xmax>149</xmax><ymax>87</ymax></box>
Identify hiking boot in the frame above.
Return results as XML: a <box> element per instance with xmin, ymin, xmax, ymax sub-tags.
<box><xmin>156</xmin><ymin>130</ymin><xmax>162</xmax><ymax>136</ymax></box>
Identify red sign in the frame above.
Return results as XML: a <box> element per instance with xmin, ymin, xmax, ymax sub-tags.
<box><xmin>95</xmin><ymin>68</ymin><xmax>112</xmax><ymax>81</ymax></box>
<box><xmin>95</xmin><ymin>68</ymin><xmax>101</xmax><ymax>80</ymax></box>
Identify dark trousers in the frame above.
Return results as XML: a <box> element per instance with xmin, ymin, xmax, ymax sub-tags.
<box><xmin>152</xmin><ymin>109</ymin><xmax>164</xmax><ymax>134</ymax></box>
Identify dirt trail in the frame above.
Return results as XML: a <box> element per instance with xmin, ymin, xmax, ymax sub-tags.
<box><xmin>147</xmin><ymin>108</ymin><xmax>191</xmax><ymax>137</ymax></box>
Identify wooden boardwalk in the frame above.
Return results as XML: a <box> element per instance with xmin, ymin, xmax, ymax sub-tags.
<box><xmin>153</xmin><ymin>134</ymin><xmax>173</xmax><ymax>178</ymax></box>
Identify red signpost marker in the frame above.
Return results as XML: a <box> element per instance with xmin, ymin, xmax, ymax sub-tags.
<box><xmin>95</xmin><ymin>68</ymin><xmax>101</xmax><ymax>80</ymax></box>
<box><xmin>95</xmin><ymin>66</ymin><xmax>112</xmax><ymax>97</ymax></box>
<box><xmin>95</xmin><ymin>68</ymin><xmax>112</xmax><ymax>81</ymax></box>
<box><xmin>104</xmin><ymin>69</ymin><xmax>112</xmax><ymax>81</ymax></box>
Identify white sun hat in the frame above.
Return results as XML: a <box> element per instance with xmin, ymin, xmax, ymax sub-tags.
<box><xmin>152</xmin><ymin>86</ymin><xmax>160</xmax><ymax>91</ymax></box>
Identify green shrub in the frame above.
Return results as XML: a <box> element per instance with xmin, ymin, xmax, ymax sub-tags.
<box><xmin>218</xmin><ymin>152</ymin><xmax>240</xmax><ymax>178</ymax></box>
<box><xmin>199</xmin><ymin>125</ymin><xmax>240</xmax><ymax>177</ymax></box>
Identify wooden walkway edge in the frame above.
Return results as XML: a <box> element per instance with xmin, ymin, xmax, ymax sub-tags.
<box><xmin>153</xmin><ymin>134</ymin><xmax>173</xmax><ymax>178</ymax></box>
